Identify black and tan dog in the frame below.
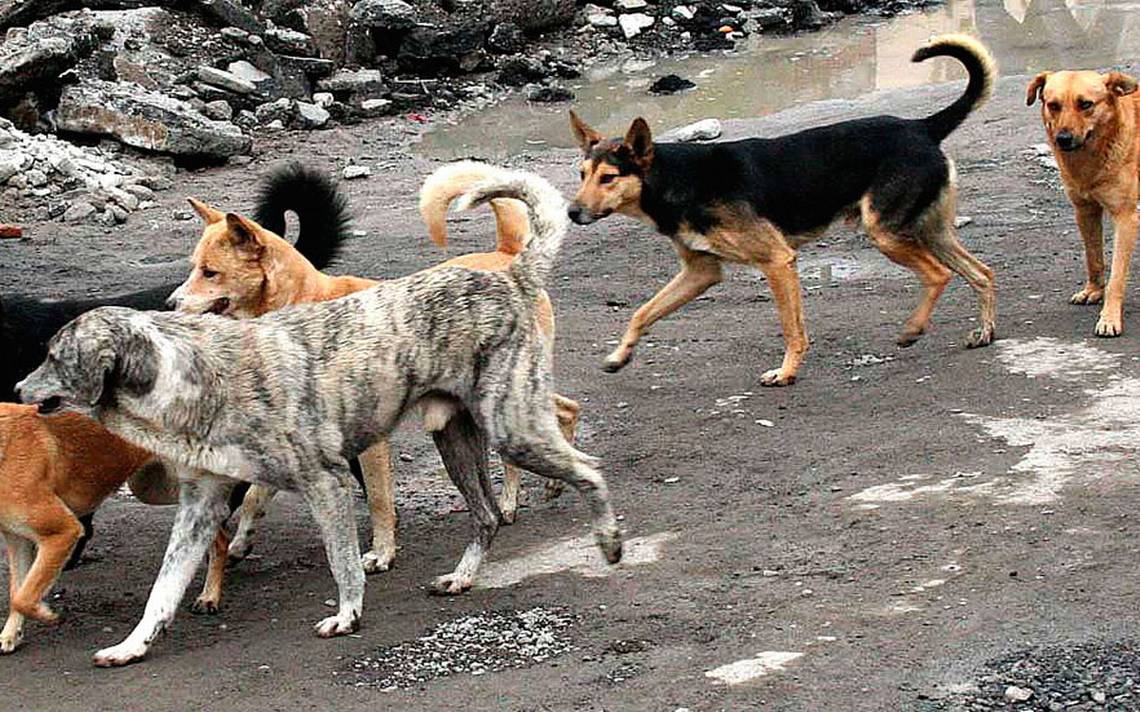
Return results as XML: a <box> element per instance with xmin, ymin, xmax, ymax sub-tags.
<box><xmin>568</xmin><ymin>34</ymin><xmax>998</xmax><ymax>386</ymax></box>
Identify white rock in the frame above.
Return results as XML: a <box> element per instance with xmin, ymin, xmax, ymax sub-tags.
<box><xmin>0</xmin><ymin>150</ymin><xmax>31</xmax><ymax>182</ymax></box>
<box><xmin>618</xmin><ymin>12</ymin><xmax>654</xmax><ymax>38</ymax></box>
<box><xmin>295</xmin><ymin>102</ymin><xmax>330</xmax><ymax>128</ymax></box>
<box><xmin>343</xmin><ymin>164</ymin><xmax>372</xmax><ymax>180</ymax></box>
<box><xmin>668</xmin><ymin>118</ymin><xmax>722</xmax><ymax>142</ymax></box>
<box><xmin>673</xmin><ymin>5</ymin><xmax>695</xmax><ymax>20</ymax></box>
<box><xmin>587</xmin><ymin>11</ymin><xmax>617</xmax><ymax>28</ymax></box>
<box><xmin>615</xmin><ymin>0</ymin><xmax>649</xmax><ymax>9</ymax></box>
<box><xmin>63</xmin><ymin>201</ymin><xmax>97</xmax><ymax>223</ymax></box>
<box><xmin>1004</xmin><ymin>686</ymin><xmax>1033</xmax><ymax>702</ymax></box>
<box><xmin>226</xmin><ymin>60</ymin><xmax>272</xmax><ymax>89</ymax></box>
<box><xmin>197</xmin><ymin>66</ymin><xmax>257</xmax><ymax>95</ymax></box>
<box><xmin>313</xmin><ymin>92</ymin><xmax>335</xmax><ymax>108</ymax></box>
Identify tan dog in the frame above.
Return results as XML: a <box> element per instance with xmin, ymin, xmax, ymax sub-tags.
<box><xmin>0</xmin><ymin>405</ymin><xmax>230</xmax><ymax>653</ymax></box>
<box><xmin>1027</xmin><ymin>69</ymin><xmax>1140</xmax><ymax>336</ymax></box>
<box><xmin>168</xmin><ymin>163</ymin><xmax>579</xmax><ymax>611</ymax></box>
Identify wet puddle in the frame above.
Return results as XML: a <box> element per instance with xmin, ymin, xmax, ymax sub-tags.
<box><xmin>417</xmin><ymin>0</ymin><xmax>1138</xmax><ymax>159</ymax></box>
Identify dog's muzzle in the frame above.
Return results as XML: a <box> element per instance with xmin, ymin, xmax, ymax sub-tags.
<box><xmin>1055</xmin><ymin>130</ymin><xmax>1081</xmax><ymax>152</ymax></box>
<box><xmin>568</xmin><ymin>205</ymin><xmax>611</xmax><ymax>225</ymax></box>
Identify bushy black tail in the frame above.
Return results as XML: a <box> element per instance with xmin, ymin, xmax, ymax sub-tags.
<box><xmin>253</xmin><ymin>163</ymin><xmax>353</xmax><ymax>271</ymax></box>
<box><xmin>911</xmin><ymin>34</ymin><xmax>997</xmax><ymax>143</ymax></box>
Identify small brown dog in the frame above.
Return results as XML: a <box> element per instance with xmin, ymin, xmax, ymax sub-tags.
<box><xmin>1027</xmin><ymin>69</ymin><xmax>1139</xmax><ymax>336</ymax></box>
<box><xmin>168</xmin><ymin>162</ymin><xmax>579</xmax><ymax>607</ymax></box>
<box><xmin>0</xmin><ymin>405</ymin><xmax>229</xmax><ymax>653</ymax></box>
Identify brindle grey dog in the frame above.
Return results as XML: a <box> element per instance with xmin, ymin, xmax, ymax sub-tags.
<box><xmin>16</xmin><ymin>167</ymin><xmax>623</xmax><ymax>667</ymax></box>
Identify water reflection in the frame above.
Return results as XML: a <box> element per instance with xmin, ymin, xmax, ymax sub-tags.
<box><xmin>417</xmin><ymin>0</ymin><xmax>1137</xmax><ymax>158</ymax></box>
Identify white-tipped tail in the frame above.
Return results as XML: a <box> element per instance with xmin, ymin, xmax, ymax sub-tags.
<box><xmin>419</xmin><ymin>161</ymin><xmax>529</xmax><ymax>254</ymax></box>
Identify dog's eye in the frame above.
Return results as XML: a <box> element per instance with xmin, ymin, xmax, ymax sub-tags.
<box><xmin>1047</xmin><ymin>101</ymin><xmax>1062</xmax><ymax>112</ymax></box>
<box><xmin>599</xmin><ymin>174</ymin><xmax>616</xmax><ymax>185</ymax></box>
<box><xmin>202</xmin><ymin>268</ymin><xmax>219</xmax><ymax>279</ymax></box>
<box><xmin>1077</xmin><ymin>99</ymin><xmax>1094</xmax><ymax>111</ymax></box>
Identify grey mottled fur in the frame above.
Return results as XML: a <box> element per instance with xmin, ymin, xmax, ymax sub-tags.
<box><xmin>16</xmin><ymin>166</ymin><xmax>623</xmax><ymax>667</ymax></box>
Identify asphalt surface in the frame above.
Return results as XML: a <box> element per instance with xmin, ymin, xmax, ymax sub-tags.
<box><xmin>1</xmin><ymin>72</ymin><xmax>1139</xmax><ymax>711</ymax></box>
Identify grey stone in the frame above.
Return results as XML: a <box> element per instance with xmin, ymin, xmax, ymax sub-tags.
<box><xmin>294</xmin><ymin>101</ymin><xmax>330</xmax><ymax>128</ymax></box>
<box><xmin>316</xmin><ymin>68</ymin><xmax>386</xmax><ymax>98</ymax></box>
<box><xmin>226</xmin><ymin>60</ymin><xmax>274</xmax><ymax>92</ymax></box>
<box><xmin>24</xmin><ymin>168</ymin><xmax>47</xmax><ymax>187</ymax></box>
<box><xmin>313</xmin><ymin>92</ymin><xmax>335</xmax><ymax>107</ymax></box>
<box><xmin>0</xmin><ymin>150</ymin><xmax>30</xmax><ymax>182</ymax></box>
<box><xmin>204</xmin><ymin>100</ymin><xmax>234</xmax><ymax>121</ymax></box>
<box><xmin>615</xmin><ymin>0</ymin><xmax>649</xmax><ymax>9</ymax></box>
<box><xmin>56</xmin><ymin>80</ymin><xmax>251</xmax><ymax>159</ymax></box>
<box><xmin>618</xmin><ymin>12</ymin><xmax>654</xmax><ymax>38</ymax></box>
<box><xmin>265</xmin><ymin>27</ymin><xmax>316</xmax><ymax>57</ymax></box>
<box><xmin>63</xmin><ymin>201</ymin><xmax>97</xmax><ymax>223</ymax></box>
<box><xmin>358</xmin><ymin>98</ymin><xmax>393</xmax><ymax>116</ymax></box>
<box><xmin>342</xmin><ymin>164</ymin><xmax>371</xmax><ymax>180</ymax></box>
<box><xmin>666</xmin><ymin>118</ymin><xmax>722</xmax><ymax>142</ymax></box>
<box><xmin>256</xmin><ymin>97</ymin><xmax>295</xmax><ymax>124</ymax></box>
<box><xmin>487</xmin><ymin>22</ymin><xmax>526</xmax><ymax>54</ymax></box>
<box><xmin>197</xmin><ymin>65</ymin><xmax>257</xmax><ymax>95</ymax></box>
<box><xmin>350</xmin><ymin>0</ymin><xmax>415</xmax><ymax>30</ymax></box>
<box><xmin>0</xmin><ymin>12</ymin><xmax>100</xmax><ymax>105</ymax></box>
<box><xmin>123</xmin><ymin>183</ymin><xmax>155</xmax><ymax>201</ymax></box>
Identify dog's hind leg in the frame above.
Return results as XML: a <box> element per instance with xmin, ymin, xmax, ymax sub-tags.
<box><xmin>605</xmin><ymin>245</ymin><xmax>723</xmax><ymax>373</ymax></box>
<box><xmin>227</xmin><ymin>484</ymin><xmax>275</xmax><ymax>561</ymax></box>
<box><xmin>1</xmin><ymin>533</ymin><xmax>34</xmax><ymax>654</ymax></box>
<box><xmin>358</xmin><ymin>440</ymin><xmax>398</xmax><ymax>574</ymax></box>
<box><xmin>481</xmin><ymin>383</ymin><xmax>622</xmax><ymax>565</ymax></box>
<box><xmin>862</xmin><ymin>200</ymin><xmax>953</xmax><ymax>346</ymax></box>
<box><xmin>299</xmin><ymin>465</ymin><xmax>364</xmax><ymax>637</ymax></box>
<box><xmin>190</xmin><ymin>531</ymin><xmax>232</xmax><ymax>615</ymax></box>
<box><xmin>8</xmin><ymin>500</ymin><xmax>83</xmax><ymax>624</ymax></box>
<box><xmin>428</xmin><ymin>408</ymin><xmax>500</xmax><ymax>595</ymax></box>
<box><xmin>93</xmin><ymin>473</ymin><xmax>231</xmax><ymax>667</ymax></box>
<box><xmin>926</xmin><ymin>229</ymin><xmax>996</xmax><ymax>348</ymax></box>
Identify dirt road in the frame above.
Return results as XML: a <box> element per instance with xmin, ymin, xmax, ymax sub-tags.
<box><xmin>2</xmin><ymin>72</ymin><xmax>1139</xmax><ymax>711</ymax></box>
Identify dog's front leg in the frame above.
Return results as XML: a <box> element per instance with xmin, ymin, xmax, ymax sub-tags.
<box><xmin>428</xmin><ymin>409</ymin><xmax>498</xmax><ymax>595</ymax></box>
<box><xmin>1070</xmin><ymin>200</ymin><xmax>1105</xmax><ymax>305</ymax></box>
<box><xmin>756</xmin><ymin>244</ymin><xmax>808</xmax><ymax>386</ymax></box>
<box><xmin>300</xmin><ymin>468</ymin><xmax>364</xmax><ymax>637</ymax></box>
<box><xmin>93</xmin><ymin>473</ymin><xmax>230</xmax><ymax>667</ymax></box>
<box><xmin>1097</xmin><ymin>204</ymin><xmax>1138</xmax><ymax>337</ymax></box>
<box><xmin>358</xmin><ymin>440</ymin><xmax>397</xmax><ymax>574</ymax></box>
<box><xmin>605</xmin><ymin>247</ymin><xmax>723</xmax><ymax>372</ymax></box>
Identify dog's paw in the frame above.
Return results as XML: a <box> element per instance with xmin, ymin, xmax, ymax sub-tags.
<box><xmin>189</xmin><ymin>597</ymin><xmax>220</xmax><ymax>615</ymax></box>
<box><xmin>93</xmin><ymin>640</ymin><xmax>148</xmax><ymax>667</ymax></box>
<box><xmin>964</xmin><ymin>325</ymin><xmax>995</xmax><ymax>349</ymax></box>
<box><xmin>1070</xmin><ymin>285</ymin><xmax>1104</xmax><ymax>305</ymax></box>
<box><xmin>314</xmin><ymin>611</ymin><xmax>360</xmax><ymax>638</ymax></box>
<box><xmin>760</xmin><ymin>368</ymin><xmax>796</xmax><ymax>387</ymax></box>
<box><xmin>427</xmin><ymin>574</ymin><xmax>473</xmax><ymax>596</ymax></box>
<box><xmin>0</xmin><ymin>630</ymin><xmax>23</xmax><ymax>655</ymax></box>
<box><xmin>361</xmin><ymin>548</ymin><xmax>395</xmax><ymax>575</ymax></box>
<box><xmin>1096</xmin><ymin>313</ymin><xmax>1123</xmax><ymax>338</ymax></box>
<box><xmin>595</xmin><ymin>527</ymin><xmax>623</xmax><ymax>565</ymax></box>
<box><xmin>896</xmin><ymin>326</ymin><xmax>925</xmax><ymax>347</ymax></box>
<box><xmin>602</xmin><ymin>348</ymin><xmax>632</xmax><ymax>373</ymax></box>
<box><xmin>543</xmin><ymin>479</ymin><xmax>566</xmax><ymax>501</ymax></box>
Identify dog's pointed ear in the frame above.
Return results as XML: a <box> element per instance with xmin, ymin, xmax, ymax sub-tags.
<box><xmin>1026</xmin><ymin>72</ymin><xmax>1050</xmax><ymax>106</ymax></box>
<box><xmin>224</xmin><ymin>213</ymin><xmax>266</xmax><ymax>255</ymax></box>
<box><xmin>624</xmin><ymin>117</ymin><xmax>654</xmax><ymax>166</ymax></box>
<box><xmin>1104</xmin><ymin>71</ymin><xmax>1138</xmax><ymax>98</ymax></box>
<box><xmin>570</xmin><ymin>110</ymin><xmax>603</xmax><ymax>153</ymax></box>
<box><xmin>188</xmin><ymin>197</ymin><xmax>225</xmax><ymax>224</ymax></box>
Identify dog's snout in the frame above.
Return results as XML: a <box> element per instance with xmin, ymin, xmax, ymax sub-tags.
<box><xmin>1055</xmin><ymin>130</ymin><xmax>1078</xmax><ymax>151</ymax></box>
<box><xmin>13</xmin><ymin>382</ymin><xmax>23</xmax><ymax>403</ymax></box>
<box><xmin>568</xmin><ymin>204</ymin><xmax>594</xmax><ymax>226</ymax></box>
<box><xmin>164</xmin><ymin>295</ymin><xmax>180</xmax><ymax>310</ymax></box>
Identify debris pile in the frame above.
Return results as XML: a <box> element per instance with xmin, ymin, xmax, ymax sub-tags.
<box><xmin>348</xmin><ymin>607</ymin><xmax>577</xmax><ymax>690</ymax></box>
<box><xmin>0</xmin><ymin>117</ymin><xmax>169</xmax><ymax>225</ymax></box>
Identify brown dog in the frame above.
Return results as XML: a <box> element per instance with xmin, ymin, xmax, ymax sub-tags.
<box><xmin>0</xmin><ymin>405</ymin><xmax>230</xmax><ymax>653</ymax></box>
<box><xmin>1027</xmin><ymin>69</ymin><xmax>1139</xmax><ymax>336</ymax></box>
<box><xmin>168</xmin><ymin>162</ymin><xmax>579</xmax><ymax>610</ymax></box>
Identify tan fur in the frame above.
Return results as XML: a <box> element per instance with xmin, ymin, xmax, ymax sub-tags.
<box><xmin>0</xmin><ymin>405</ymin><xmax>229</xmax><ymax>653</ymax></box>
<box><xmin>176</xmin><ymin>166</ymin><xmax>580</xmax><ymax>591</ymax></box>
<box><xmin>1028</xmin><ymin>69</ymin><xmax>1140</xmax><ymax>336</ymax></box>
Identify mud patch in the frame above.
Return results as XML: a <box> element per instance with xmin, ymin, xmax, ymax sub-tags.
<box><xmin>346</xmin><ymin>607</ymin><xmax>577</xmax><ymax>690</ymax></box>
<box><xmin>476</xmin><ymin>531</ymin><xmax>676</xmax><ymax>589</ymax></box>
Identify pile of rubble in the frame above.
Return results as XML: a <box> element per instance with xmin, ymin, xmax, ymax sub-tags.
<box><xmin>0</xmin><ymin>116</ymin><xmax>170</xmax><ymax>225</ymax></box>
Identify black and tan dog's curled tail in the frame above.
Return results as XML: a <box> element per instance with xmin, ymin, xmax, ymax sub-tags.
<box><xmin>912</xmin><ymin>34</ymin><xmax>996</xmax><ymax>143</ymax></box>
<box><xmin>454</xmin><ymin>165</ymin><xmax>569</xmax><ymax>295</ymax></box>
<box><xmin>253</xmin><ymin>162</ymin><xmax>353</xmax><ymax>271</ymax></box>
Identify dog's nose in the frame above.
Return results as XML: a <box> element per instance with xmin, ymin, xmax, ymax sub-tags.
<box><xmin>568</xmin><ymin>204</ymin><xmax>593</xmax><ymax>225</ymax></box>
<box><xmin>164</xmin><ymin>295</ymin><xmax>179</xmax><ymax>310</ymax></box>
<box><xmin>12</xmin><ymin>383</ymin><xmax>23</xmax><ymax>402</ymax></box>
<box><xmin>1055</xmin><ymin>130</ymin><xmax>1077</xmax><ymax>151</ymax></box>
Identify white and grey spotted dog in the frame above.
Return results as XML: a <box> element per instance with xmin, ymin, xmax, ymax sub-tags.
<box><xmin>16</xmin><ymin>166</ymin><xmax>623</xmax><ymax>667</ymax></box>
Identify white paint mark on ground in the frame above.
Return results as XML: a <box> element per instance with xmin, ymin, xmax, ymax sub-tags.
<box><xmin>993</xmin><ymin>337</ymin><xmax>1122</xmax><ymax>382</ymax></box>
<box><xmin>705</xmin><ymin>652</ymin><xmax>804</xmax><ymax>685</ymax></box>
<box><xmin>476</xmin><ymin>531</ymin><xmax>676</xmax><ymax>589</ymax></box>
<box><xmin>849</xmin><ymin>338</ymin><xmax>1140</xmax><ymax>508</ymax></box>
